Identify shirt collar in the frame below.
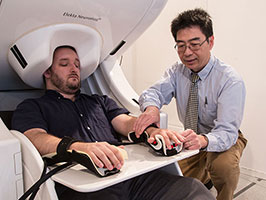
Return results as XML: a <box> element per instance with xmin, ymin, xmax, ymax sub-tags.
<box><xmin>184</xmin><ymin>55</ymin><xmax>215</xmax><ymax>81</ymax></box>
<box><xmin>197</xmin><ymin>55</ymin><xmax>215</xmax><ymax>81</ymax></box>
<box><xmin>45</xmin><ymin>89</ymin><xmax>81</xmax><ymax>100</ymax></box>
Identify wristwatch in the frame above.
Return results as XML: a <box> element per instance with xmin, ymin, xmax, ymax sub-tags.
<box><xmin>200</xmin><ymin>134</ymin><xmax>209</xmax><ymax>151</ymax></box>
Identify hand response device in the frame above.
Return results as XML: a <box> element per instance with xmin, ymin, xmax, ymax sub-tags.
<box><xmin>43</xmin><ymin>150</ymin><xmax>121</xmax><ymax>177</ymax></box>
<box><xmin>19</xmin><ymin>149</ymin><xmax>122</xmax><ymax>200</ymax></box>
<box><xmin>128</xmin><ymin>131</ymin><xmax>183</xmax><ymax>156</ymax></box>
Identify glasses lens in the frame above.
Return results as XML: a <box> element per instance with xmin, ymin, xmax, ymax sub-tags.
<box><xmin>189</xmin><ymin>43</ymin><xmax>201</xmax><ymax>51</ymax></box>
<box><xmin>175</xmin><ymin>38</ymin><xmax>207</xmax><ymax>52</ymax></box>
<box><xmin>176</xmin><ymin>44</ymin><xmax>186</xmax><ymax>52</ymax></box>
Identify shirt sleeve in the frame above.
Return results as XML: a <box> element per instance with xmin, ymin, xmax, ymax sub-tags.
<box><xmin>205</xmin><ymin>78</ymin><xmax>246</xmax><ymax>152</ymax></box>
<box><xmin>97</xmin><ymin>95</ymin><xmax>130</xmax><ymax>122</ymax></box>
<box><xmin>139</xmin><ymin>64</ymin><xmax>178</xmax><ymax>112</ymax></box>
<box><xmin>12</xmin><ymin>99</ymin><xmax>48</xmax><ymax>133</ymax></box>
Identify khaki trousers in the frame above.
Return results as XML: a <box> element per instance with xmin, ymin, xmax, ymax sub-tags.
<box><xmin>178</xmin><ymin>132</ymin><xmax>247</xmax><ymax>200</ymax></box>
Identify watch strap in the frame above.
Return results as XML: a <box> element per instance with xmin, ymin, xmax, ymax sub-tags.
<box><xmin>57</xmin><ymin>136</ymin><xmax>79</xmax><ymax>155</ymax></box>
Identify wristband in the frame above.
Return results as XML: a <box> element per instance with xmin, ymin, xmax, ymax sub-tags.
<box><xmin>57</xmin><ymin>136</ymin><xmax>79</xmax><ymax>155</ymax></box>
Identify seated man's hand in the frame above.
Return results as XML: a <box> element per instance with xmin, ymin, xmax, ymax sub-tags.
<box><xmin>70</xmin><ymin>142</ymin><xmax>125</xmax><ymax>170</ymax></box>
<box><xmin>133</xmin><ymin>106</ymin><xmax>160</xmax><ymax>137</ymax></box>
<box><xmin>146</xmin><ymin>127</ymin><xmax>185</xmax><ymax>150</ymax></box>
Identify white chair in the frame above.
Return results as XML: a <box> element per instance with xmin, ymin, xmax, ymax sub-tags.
<box><xmin>9</xmin><ymin>129</ymin><xmax>184</xmax><ymax>199</ymax></box>
<box><xmin>10</xmin><ymin>130</ymin><xmax>58</xmax><ymax>200</ymax></box>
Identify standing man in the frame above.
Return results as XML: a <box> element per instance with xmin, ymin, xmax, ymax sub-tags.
<box><xmin>134</xmin><ymin>8</ymin><xmax>247</xmax><ymax>200</ymax></box>
<box><xmin>12</xmin><ymin>45</ymin><xmax>215</xmax><ymax>200</ymax></box>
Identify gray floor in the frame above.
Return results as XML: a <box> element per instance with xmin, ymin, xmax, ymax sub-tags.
<box><xmin>210</xmin><ymin>168</ymin><xmax>266</xmax><ymax>199</ymax></box>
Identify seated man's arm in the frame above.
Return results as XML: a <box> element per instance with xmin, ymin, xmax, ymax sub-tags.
<box><xmin>24</xmin><ymin>128</ymin><xmax>61</xmax><ymax>155</ymax></box>
<box><xmin>24</xmin><ymin>128</ymin><xmax>124</xmax><ymax>170</ymax></box>
<box><xmin>111</xmin><ymin>114</ymin><xmax>136</xmax><ymax>137</ymax></box>
<box><xmin>111</xmin><ymin>114</ymin><xmax>184</xmax><ymax>150</ymax></box>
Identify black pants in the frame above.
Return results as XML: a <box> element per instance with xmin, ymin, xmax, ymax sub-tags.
<box><xmin>55</xmin><ymin>169</ymin><xmax>214</xmax><ymax>200</ymax></box>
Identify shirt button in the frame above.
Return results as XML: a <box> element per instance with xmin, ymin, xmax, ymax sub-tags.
<box><xmin>87</xmin><ymin>126</ymin><xmax>90</xmax><ymax>130</ymax></box>
<box><xmin>80</xmin><ymin>114</ymin><xmax>83</xmax><ymax>117</ymax></box>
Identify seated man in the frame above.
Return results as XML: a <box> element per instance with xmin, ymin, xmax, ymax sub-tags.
<box><xmin>12</xmin><ymin>45</ymin><xmax>214</xmax><ymax>200</ymax></box>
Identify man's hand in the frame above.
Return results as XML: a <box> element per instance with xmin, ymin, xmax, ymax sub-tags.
<box><xmin>145</xmin><ymin>127</ymin><xmax>185</xmax><ymax>150</ymax></box>
<box><xmin>70</xmin><ymin>142</ymin><xmax>125</xmax><ymax>170</ymax></box>
<box><xmin>133</xmin><ymin>106</ymin><xmax>160</xmax><ymax>137</ymax></box>
<box><xmin>180</xmin><ymin>129</ymin><xmax>208</xmax><ymax>150</ymax></box>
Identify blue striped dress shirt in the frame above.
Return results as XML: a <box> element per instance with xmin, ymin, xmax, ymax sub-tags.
<box><xmin>139</xmin><ymin>55</ymin><xmax>246</xmax><ymax>152</ymax></box>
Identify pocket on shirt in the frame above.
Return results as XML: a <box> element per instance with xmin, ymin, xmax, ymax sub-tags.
<box><xmin>199</xmin><ymin>102</ymin><xmax>217</xmax><ymax>124</ymax></box>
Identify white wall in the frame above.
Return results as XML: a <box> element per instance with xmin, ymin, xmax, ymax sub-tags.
<box><xmin>121</xmin><ymin>0</ymin><xmax>266</xmax><ymax>175</ymax></box>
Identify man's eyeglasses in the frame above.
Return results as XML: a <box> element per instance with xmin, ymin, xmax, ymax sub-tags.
<box><xmin>174</xmin><ymin>37</ymin><xmax>209</xmax><ymax>53</ymax></box>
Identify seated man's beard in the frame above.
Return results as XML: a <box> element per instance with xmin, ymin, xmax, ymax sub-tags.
<box><xmin>66</xmin><ymin>81</ymin><xmax>80</xmax><ymax>91</ymax></box>
<box><xmin>51</xmin><ymin>73</ymin><xmax>80</xmax><ymax>94</ymax></box>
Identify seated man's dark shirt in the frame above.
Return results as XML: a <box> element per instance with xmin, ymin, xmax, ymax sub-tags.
<box><xmin>11</xmin><ymin>91</ymin><xmax>214</xmax><ymax>200</ymax></box>
<box><xmin>12</xmin><ymin>90</ymin><xmax>129</xmax><ymax>143</ymax></box>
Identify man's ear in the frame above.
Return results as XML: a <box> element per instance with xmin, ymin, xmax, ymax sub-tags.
<box><xmin>43</xmin><ymin>67</ymin><xmax>51</xmax><ymax>79</ymax></box>
<box><xmin>209</xmin><ymin>35</ymin><xmax>214</xmax><ymax>50</ymax></box>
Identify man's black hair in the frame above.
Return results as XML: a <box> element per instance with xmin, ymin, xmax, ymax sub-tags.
<box><xmin>171</xmin><ymin>8</ymin><xmax>213</xmax><ymax>42</ymax></box>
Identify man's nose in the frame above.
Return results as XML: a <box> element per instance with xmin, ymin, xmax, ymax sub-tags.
<box><xmin>70</xmin><ymin>64</ymin><xmax>79</xmax><ymax>71</ymax></box>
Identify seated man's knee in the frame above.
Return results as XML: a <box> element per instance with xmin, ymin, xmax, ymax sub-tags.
<box><xmin>184</xmin><ymin>177</ymin><xmax>215</xmax><ymax>200</ymax></box>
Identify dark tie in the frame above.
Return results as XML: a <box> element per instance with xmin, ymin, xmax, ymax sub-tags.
<box><xmin>184</xmin><ymin>73</ymin><xmax>200</xmax><ymax>133</ymax></box>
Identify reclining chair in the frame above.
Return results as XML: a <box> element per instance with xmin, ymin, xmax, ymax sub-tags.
<box><xmin>0</xmin><ymin>0</ymin><xmax>189</xmax><ymax>199</ymax></box>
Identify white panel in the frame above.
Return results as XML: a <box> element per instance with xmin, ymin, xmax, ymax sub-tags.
<box><xmin>10</xmin><ymin>130</ymin><xmax>59</xmax><ymax>200</ymax></box>
<box><xmin>0</xmin><ymin>119</ymin><xmax>23</xmax><ymax>200</ymax></box>
<box><xmin>100</xmin><ymin>58</ymin><xmax>140</xmax><ymax>114</ymax></box>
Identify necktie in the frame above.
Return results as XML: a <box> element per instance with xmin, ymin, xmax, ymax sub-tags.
<box><xmin>184</xmin><ymin>73</ymin><xmax>200</xmax><ymax>133</ymax></box>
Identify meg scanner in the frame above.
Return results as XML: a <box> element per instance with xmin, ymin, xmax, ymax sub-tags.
<box><xmin>0</xmin><ymin>0</ymin><xmax>172</xmax><ymax>199</ymax></box>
